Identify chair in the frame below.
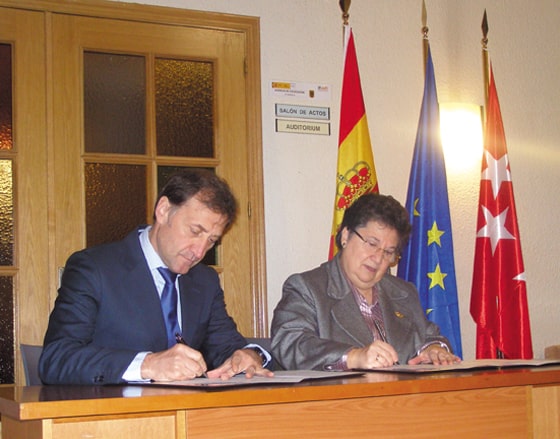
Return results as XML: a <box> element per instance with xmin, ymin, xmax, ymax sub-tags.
<box><xmin>20</xmin><ymin>344</ymin><xmax>43</xmax><ymax>385</ymax></box>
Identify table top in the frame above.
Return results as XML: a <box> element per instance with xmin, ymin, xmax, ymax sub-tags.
<box><xmin>1</xmin><ymin>365</ymin><xmax>559</xmax><ymax>421</ymax></box>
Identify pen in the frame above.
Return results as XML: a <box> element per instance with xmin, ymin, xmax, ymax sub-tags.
<box><xmin>373</xmin><ymin>319</ymin><xmax>387</xmax><ymax>343</ymax></box>
<box><xmin>175</xmin><ymin>332</ymin><xmax>208</xmax><ymax>378</ymax></box>
<box><xmin>373</xmin><ymin>320</ymin><xmax>399</xmax><ymax>365</ymax></box>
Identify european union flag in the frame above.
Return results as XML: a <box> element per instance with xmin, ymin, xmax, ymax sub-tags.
<box><xmin>397</xmin><ymin>46</ymin><xmax>463</xmax><ymax>358</ymax></box>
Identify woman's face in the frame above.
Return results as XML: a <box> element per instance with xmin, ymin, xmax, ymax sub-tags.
<box><xmin>339</xmin><ymin>220</ymin><xmax>399</xmax><ymax>296</ymax></box>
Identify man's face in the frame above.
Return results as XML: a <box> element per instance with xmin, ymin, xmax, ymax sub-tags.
<box><xmin>149</xmin><ymin>195</ymin><xmax>228</xmax><ymax>274</ymax></box>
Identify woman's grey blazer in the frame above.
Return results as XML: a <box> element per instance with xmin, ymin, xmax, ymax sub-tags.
<box><xmin>271</xmin><ymin>254</ymin><xmax>450</xmax><ymax>370</ymax></box>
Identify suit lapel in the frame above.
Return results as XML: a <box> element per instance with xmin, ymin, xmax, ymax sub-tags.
<box><xmin>120</xmin><ymin>228</ymin><xmax>169</xmax><ymax>350</ymax></box>
<box><xmin>177</xmin><ymin>267</ymin><xmax>206</xmax><ymax>346</ymax></box>
<box><xmin>327</xmin><ymin>256</ymin><xmax>373</xmax><ymax>347</ymax></box>
<box><xmin>377</xmin><ymin>278</ymin><xmax>413</xmax><ymax>347</ymax></box>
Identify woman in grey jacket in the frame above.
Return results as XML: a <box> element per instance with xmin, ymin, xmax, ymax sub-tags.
<box><xmin>271</xmin><ymin>193</ymin><xmax>460</xmax><ymax>371</ymax></box>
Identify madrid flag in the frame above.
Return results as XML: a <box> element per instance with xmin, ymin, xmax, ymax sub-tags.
<box><xmin>329</xmin><ymin>25</ymin><xmax>378</xmax><ymax>259</ymax></box>
<box><xmin>470</xmin><ymin>66</ymin><xmax>533</xmax><ymax>359</ymax></box>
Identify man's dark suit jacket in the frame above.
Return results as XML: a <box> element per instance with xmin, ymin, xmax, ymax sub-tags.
<box><xmin>39</xmin><ymin>227</ymin><xmax>246</xmax><ymax>385</ymax></box>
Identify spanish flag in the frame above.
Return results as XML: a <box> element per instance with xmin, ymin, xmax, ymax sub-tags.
<box><xmin>329</xmin><ymin>25</ymin><xmax>378</xmax><ymax>259</ymax></box>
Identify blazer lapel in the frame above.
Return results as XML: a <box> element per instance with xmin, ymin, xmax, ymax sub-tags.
<box><xmin>377</xmin><ymin>278</ymin><xmax>413</xmax><ymax>347</ymax></box>
<box><xmin>327</xmin><ymin>256</ymin><xmax>373</xmax><ymax>347</ymax></box>
<box><xmin>177</xmin><ymin>268</ymin><xmax>207</xmax><ymax>346</ymax></box>
<box><xmin>120</xmin><ymin>228</ymin><xmax>169</xmax><ymax>351</ymax></box>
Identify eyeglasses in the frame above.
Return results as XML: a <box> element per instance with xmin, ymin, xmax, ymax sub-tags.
<box><xmin>351</xmin><ymin>229</ymin><xmax>399</xmax><ymax>264</ymax></box>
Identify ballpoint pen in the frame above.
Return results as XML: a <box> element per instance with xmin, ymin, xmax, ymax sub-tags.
<box><xmin>373</xmin><ymin>320</ymin><xmax>399</xmax><ymax>365</ymax></box>
<box><xmin>175</xmin><ymin>332</ymin><xmax>208</xmax><ymax>378</ymax></box>
<box><xmin>373</xmin><ymin>319</ymin><xmax>387</xmax><ymax>343</ymax></box>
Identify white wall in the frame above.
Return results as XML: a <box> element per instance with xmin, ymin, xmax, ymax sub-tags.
<box><xmin>114</xmin><ymin>0</ymin><xmax>560</xmax><ymax>360</ymax></box>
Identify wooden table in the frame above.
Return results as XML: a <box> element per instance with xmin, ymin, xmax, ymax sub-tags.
<box><xmin>1</xmin><ymin>366</ymin><xmax>559</xmax><ymax>438</ymax></box>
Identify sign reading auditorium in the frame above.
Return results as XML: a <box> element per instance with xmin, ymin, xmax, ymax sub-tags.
<box><xmin>276</xmin><ymin>119</ymin><xmax>330</xmax><ymax>135</ymax></box>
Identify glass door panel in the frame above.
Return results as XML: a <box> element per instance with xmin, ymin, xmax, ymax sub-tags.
<box><xmin>84</xmin><ymin>51</ymin><xmax>146</xmax><ymax>155</ymax></box>
<box><xmin>0</xmin><ymin>276</ymin><xmax>13</xmax><ymax>382</ymax></box>
<box><xmin>155</xmin><ymin>58</ymin><xmax>214</xmax><ymax>158</ymax></box>
<box><xmin>0</xmin><ymin>43</ymin><xmax>12</xmax><ymax>151</ymax></box>
<box><xmin>0</xmin><ymin>156</ymin><xmax>13</xmax><ymax>383</ymax></box>
<box><xmin>85</xmin><ymin>163</ymin><xmax>147</xmax><ymax>247</ymax></box>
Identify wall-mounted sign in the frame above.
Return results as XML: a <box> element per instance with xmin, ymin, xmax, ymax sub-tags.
<box><xmin>276</xmin><ymin>119</ymin><xmax>330</xmax><ymax>135</ymax></box>
<box><xmin>275</xmin><ymin>104</ymin><xmax>330</xmax><ymax>121</ymax></box>
<box><xmin>270</xmin><ymin>81</ymin><xmax>331</xmax><ymax>101</ymax></box>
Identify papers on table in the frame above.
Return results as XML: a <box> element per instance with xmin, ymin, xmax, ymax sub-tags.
<box><xmin>356</xmin><ymin>358</ymin><xmax>560</xmax><ymax>374</ymax></box>
<box><xmin>128</xmin><ymin>359</ymin><xmax>560</xmax><ymax>390</ymax></box>
<box><xmin>129</xmin><ymin>370</ymin><xmax>363</xmax><ymax>388</ymax></box>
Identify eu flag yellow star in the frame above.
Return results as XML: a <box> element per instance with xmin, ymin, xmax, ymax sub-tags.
<box><xmin>427</xmin><ymin>221</ymin><xmax>445</xmax><ymax>247</ymax></box>
<box><xmin>413</xmin><ymin>198</ymin><xmax>420</xmax><ymax>216</ymax></box>
<box><xmin>427</xmin><ymin>263</ymin><xmax>447</xmax><ymax>290</ymax></box>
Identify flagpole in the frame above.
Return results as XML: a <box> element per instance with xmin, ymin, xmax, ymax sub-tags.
<box><xmin>422</xmin><ymin>0</ymin><xmax>429</xmax><ymax>76</ymax></box>
<box><xmin>481</xmin><ymin>10</ymin><xmax>490</xmax><ymax>109</ymax></box>
<box><xmin>480</xmin><ymin>9</ymin><xmax>505</xmax><ymax>360</ymax></box>
<box><xmin>329</xmin><ymin>0</ymin><xmax>379</xmax><ymax>258</ymax></box>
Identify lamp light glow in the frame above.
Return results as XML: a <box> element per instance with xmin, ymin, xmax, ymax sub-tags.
<box><xmin>440</xmin><ymin>103</ymin><xmax>483</xmax><ymax>174</ymax></box>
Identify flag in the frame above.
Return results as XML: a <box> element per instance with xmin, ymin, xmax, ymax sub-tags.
<box><xmin>470</xmin><ymin>66</ymin><xmax>532</xmax><ymax>359</ymax></box>
<box><xmin>329</xmin><ymin>25</ymin><xmax>378</xmax><ymax>259</ymax></box>
<box><xmin>397</xmin><ymin>46</ymin><xmax>463</xmax><ymax>358</ymax></box>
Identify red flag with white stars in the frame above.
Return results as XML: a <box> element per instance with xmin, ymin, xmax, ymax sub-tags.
<box><xmin>470</xmin><ymin>66</ymin><xmax>533</xmax><ymax>359</ymax></box>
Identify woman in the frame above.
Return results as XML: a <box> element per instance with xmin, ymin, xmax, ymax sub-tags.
<box><xmin>271</xmin><ymin>193</ymin><xmax>460</xmax><ymax>370</ymax></box>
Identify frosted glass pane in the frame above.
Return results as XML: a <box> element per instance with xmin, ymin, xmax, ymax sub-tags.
<box><xmin>85</xmin><ymin>163</ymin><xmax>147</xmax><ymax>247</ymax></box>
<box><xmin>155</xmin><ymin>58</ymin><xmax>213</xmax><ymax>157</ymax></box>
<box><xmin>84</xmin><ymin>52</ymin><xmax>145</xmax><ymax>154</ymax></box>
<box><xmin>0</xmin><ymin>160</ymin><xmax>13</xmax><ymax>265</ymax></box>
<box><xmin>0</xmin><ymin>276</ymin><xmax>14</xmax><ymax>384</ymax></box>
<box><xmin>0</xmin><ymin>44</ymin><xmax>12</xmax><ymax>151</ymax></box>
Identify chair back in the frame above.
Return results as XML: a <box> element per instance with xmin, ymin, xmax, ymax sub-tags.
<box><xmin>21</xmin><ymin>344</ymin><xmax>43</xmax><ymax>385</ymax></box>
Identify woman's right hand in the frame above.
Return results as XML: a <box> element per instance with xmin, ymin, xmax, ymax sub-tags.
<box><xmin>347</xmin><ymin>341</ymin><xmax>399</xmax><ymax>369</ymax></box>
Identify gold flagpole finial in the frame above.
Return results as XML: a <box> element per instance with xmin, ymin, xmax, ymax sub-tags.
<box><xmin>481</xmin><ymin>9</ymin><xmax>489</xmax><ymax>48</ymax></box>
<box><xmin>421</xmin><ymin>0</ymin><xmax>428</xmax><ymax>36</ymax></box>
<box><xmin>340</xmin><ymin>0</ymin><xmax>351</xmax><ymax>26</ymax></box>
<box><xmin>481</xmin><ymin>9</ymin><xmax>490</xmax><ymax>109</ymax></box>
<box><xmin>422</xmin><ymin>0</ymin><xmax>429</xmax><ymax>75</ymax></box>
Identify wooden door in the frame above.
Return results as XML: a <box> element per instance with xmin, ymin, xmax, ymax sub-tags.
<box><xmin>0</xmin><ymin>0</ymin><xmax>266</xmax><ymax>384</ymax></box>
<box><xmin>51</xmin><ymin>12</ymin><xmax>261</xmax><ymax>337</ymax></box>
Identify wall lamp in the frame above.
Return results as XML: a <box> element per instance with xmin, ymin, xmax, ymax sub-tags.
<box><xmin>439</xmin><ymin>103</ymin><xmax>484</xmax><ymax>174</ymax></box>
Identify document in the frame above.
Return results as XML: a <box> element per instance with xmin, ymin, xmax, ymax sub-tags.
<box><xmin>130</xmin><ymin>370</ymin><xmax>363</xmax><ymax>388</ymax></box>
<box><xmin>356</xmin><ymin>358</ymin><xmax>560</xmax><ymax>374</ymax></box>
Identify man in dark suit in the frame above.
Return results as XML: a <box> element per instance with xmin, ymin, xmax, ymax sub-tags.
<box><xmin>39</xmin><ymin>170</ymin><xmax>272</xmax><ymax>385</ymax></box>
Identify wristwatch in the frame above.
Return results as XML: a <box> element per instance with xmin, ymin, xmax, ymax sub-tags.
<box><xmin>416</xmin><ymin>341</ymin><xmax>451</xmax><ymax>357</ymax></box>
<box><xmin>248</xmin><ymin>347</ymin><xmax>267</xmax><ymax>366</ymax></box>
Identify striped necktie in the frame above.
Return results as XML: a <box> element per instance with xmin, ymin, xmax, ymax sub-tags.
<box><xmin>157</xmin><ymin>267</ymin><xmax>181</xmax><ymax>348</ymax></box>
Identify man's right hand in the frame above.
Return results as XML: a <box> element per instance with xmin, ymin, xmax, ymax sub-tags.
<box><xmin>140</xmin><ymin>343</ymin><xmax>207</xmax><ymax>381</ymax></box>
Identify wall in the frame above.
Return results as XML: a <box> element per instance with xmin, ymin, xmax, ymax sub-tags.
<box><xmin>114</xmin><ymin>0</ymin><xmax>560</xmax><ymax>360</ymax></box>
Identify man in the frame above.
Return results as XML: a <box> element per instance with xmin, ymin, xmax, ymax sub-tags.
<box><xmin>39</xmin><ymin>169</ymin><xmax>272</xmax><ymax>385</ymax></box>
